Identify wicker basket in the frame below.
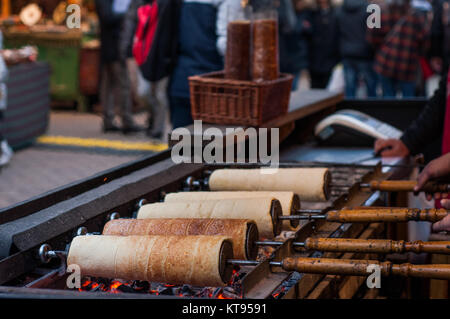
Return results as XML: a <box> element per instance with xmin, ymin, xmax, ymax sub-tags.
<box><xmin>189</xmin><ymin>71</ymin><xmax>293</xmax><ymax>127</ymax></box>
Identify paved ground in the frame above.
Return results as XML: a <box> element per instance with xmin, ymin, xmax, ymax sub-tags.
<box><xmin>0</xmin><ymin>111</ymin><xmax>168</xmax><ymax>209</ymax></box>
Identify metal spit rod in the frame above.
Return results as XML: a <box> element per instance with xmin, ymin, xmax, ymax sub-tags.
<box><xmin>227</xmin><ymin>257</ymin><xmax>450</xmax><ymax>280</ymax></box>
<box><xmin>279</xmin><ymin>208</ymin><xmax>449</xmax><ymax>223</ymax></box>
<box><xmin>185</xmin><ymin>175</ymin><xmax>450</xmax><ymax>194</ymax></box>
<box><xmin>324</xmin><ymin>181</ymin><xmax>450</xmax><ymax>192</ymax></box>
<box><xmin>38</xmin><ymin>244</ymin><xmax>450</xmax><ymax>281</ymax></box>
<box><xmin>254</xmin><ymin>238</ymin><xmax>450</xmax><ymax>255</ymax></box>
<box><xmin>74</xmin><ymin>219</ymin><xmax>450</xmax><ymax>256</ymax></box>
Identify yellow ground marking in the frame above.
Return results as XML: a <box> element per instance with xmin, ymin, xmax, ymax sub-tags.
<box><xmin>37</xmin><ymin>135</ymin><xmax>168</xmax><ymax>152</ymax></box>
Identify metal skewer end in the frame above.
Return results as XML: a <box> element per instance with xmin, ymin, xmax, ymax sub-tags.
<box><xmin>184</xmin><ymin>176</ymin><xmax>209</xmax><ymax>190</ymax></box>
<box><xmin>278</xmin><ymin>214</ymin><xmax>327</xmax><ymax>221</ymax></box>
<box><xmin>227</xmin><ymin>259</ymin><xmax>283</xmax><ymax>267</ymax></box>
<box><xmin>255</xmin><ymin>241</ymin><xmax>306</xmax><ymax>247</ymax></box>
<box><xmin>38</xmin><ymin>244</ymin><xmax>67</xmax><ymax>264</ymax></box>
<box><xmin>255</xmin><ymin>240</ymin><xmax>283</xmax><ymax>246</ymax></box>
<box><xmin>294</xmin><ymin>209</ymin><xmax>323</xmax><ymax>214</ymax></box>
<box><xmin>330</xmin><ymin>183</ymin><xmax>353</xmax><ymax>188</ymax></box>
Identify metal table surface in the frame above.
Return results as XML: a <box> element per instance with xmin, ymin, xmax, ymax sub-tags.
<box><xmin>281</xmin><ymin>144</ymin><xmax>374</xmax><ymax>164</ymax></box>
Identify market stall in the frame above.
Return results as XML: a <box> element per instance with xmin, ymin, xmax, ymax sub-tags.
<box><xmin>1</xmin><ymin>0</ymin><xmax>99</xmax><ymax>110</ymax></box>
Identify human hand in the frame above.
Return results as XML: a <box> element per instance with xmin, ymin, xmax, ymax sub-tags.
<box><xmin>430</xmin><ymin>57</ymin><xmax>443</xmax><ymax>74</ymax></box>
<box><xmin>414</xmin><ymin>153</ymin><xmax>450</xmax><ymax>199</ymax></box>
<box><xmin>415</xmin><ymin>153</ymin><xmax>450</xmax><ymax>189</ymax></box>
<box><xmin>432</xmin><ymin>200</ymin><xmax>450</xmax><ymax>232</ymax></box>
<box><xmin>374</xmin><ymin>139</ymin><xmax>410</xmax><ymax>157</ymax></box>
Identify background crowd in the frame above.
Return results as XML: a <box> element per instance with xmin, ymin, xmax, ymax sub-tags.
<box><xmin>93</xmin><ymin>0</ymin><xmax>448</xmax><ymax>136</ymax></box>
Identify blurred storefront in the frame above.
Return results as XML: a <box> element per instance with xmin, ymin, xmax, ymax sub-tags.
<box><xmin>1</xmin><ymin>0</ymin><xmax>100</xmax><ymax>111</ymax></box>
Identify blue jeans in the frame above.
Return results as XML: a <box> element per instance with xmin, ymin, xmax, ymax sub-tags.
<box><xmin>342</xmin><ymin>59</ymin><xmax>377</xmax><ymax>98</ymax></box>
<box><xmin>378</xmin><ymin>74</ymin><xmax>415</xmax><ymax>98</ymax></box>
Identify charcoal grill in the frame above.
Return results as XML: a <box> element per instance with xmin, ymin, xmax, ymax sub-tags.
<box><xmin>0</xmin><ymin>147</ymin><xmax>415</xmax><ymax>299</ymax></box>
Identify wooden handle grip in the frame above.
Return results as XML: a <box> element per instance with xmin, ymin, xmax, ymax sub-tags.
<box><xmin>390</xmin><ymin>263</ymin><xmax>450</xmax><ymax>280</ymax></box>
<box><xmin>282</xmin><ymin>257</ymin><xmax>389</xmax><ymax>276</ymax></box>
<box><xmin>369</xmin><ymin>181</ymin><xmax>449</xmax><ymax>193</ymax></box>
<box><xmin>327</xmin><ymin>208</ymin><xmax>448</xmax><ymax>223</ymax></box>
<box><xmin>281</xmin><ymin>257</ymin><xmax>450</xmax><ymax>280</ymax></box>
<box><xmin>304</xmin><ymin>238</ymin><xmax>450</xmax><ymax>254</ymax></box>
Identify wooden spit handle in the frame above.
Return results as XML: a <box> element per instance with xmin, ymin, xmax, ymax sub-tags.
<box><xmin>326</xmin><ymin>208</ymin><xmax>448</xmax><ymax>223</ymax></box>
<box><xmin>281</xmin><ymin>257</ymin><xmax>450</xmax><ymax>280</ymax></box>
<box><xmin>368</xmin><ymin>180</ymin><xmax>449</xmax><ymax>193</ymax></box>
<box><xmin>304</xmin><ymin>238</ymin><xmax>450</xmax><ymax>254</ymax></box>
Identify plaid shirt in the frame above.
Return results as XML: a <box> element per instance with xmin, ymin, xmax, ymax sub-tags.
<box><xmin>367</xmin><ymin>4</ymin><xmax>430</xmax><ymax>82</ymax></box>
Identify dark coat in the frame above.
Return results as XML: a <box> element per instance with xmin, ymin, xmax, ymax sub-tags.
<box><xmin>429</xmin><ymin>0</ymin><xmax>444</xmax><ymax>59</ymax></box>
<box><xmin>169</xmin><ymin>1</ymin><xmax>223</xmax><ymax>98</ymax></box>
<box><xmin>400</xmin><ymin>65</ymin><xmax>448</xmax><ymax>159</ymax></box>
<box><xmin>279</xmin><ymin>9</ymin><xmax>313</xmax><ymax>74</ymax></box>
<box><xmin>336</xmin><ymin>0</ymin><xmax>374</xmax><ymax>60</ymax></box>
<box><xmin>95</xmin><ymin>0</ymin><xmax>126</xmax><ymax>63</ymax></box>
<box><xmin>120</xmin><ymin>0</ymin><xmax>181</xmax><ymax>82</ymax></box>
<box><xmin>119</xmin><ymin>0</ymin><xmax>152</xmax><ymax>60</ymax></box>
<box><xmin>309</xmin><ymin>7</ymin><xmax>340</xmax><ymax>74</ymax></box>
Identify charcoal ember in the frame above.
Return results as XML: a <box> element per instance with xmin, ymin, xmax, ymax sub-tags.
<box><xmin>197</xmin><ymin>287</ymin><xmax>215</xmax><ymax>298</ymax></box>
<box><xmin>81</xmin><ymin>281</ymin><xmax>93</xmax><ymax>290</ymax></box>
<box><xmin>90</xmin><ymin>284</ymin><xmax>102</xmax><ymax>292</ymax></box>
<box><xmin>150</xmin><ymin>283</ymin><xmax>160</xmax><ymax>291</ymax></box>
<box><xmin>211</xmin><ymin>287</ymin><xmax>223</xmax><ymax>298</ymax></box>
<box><xmin>95</xmin><ymin>277</ymin><xmax>111</xmax><ymax>286</ymax></box>
<box><xmin>269</xmin><ymin>291</ymin><xmax>283</xmax><ymax>299</ymax></box>
<box><xmin>237</xmin><ymin>271</ymin><xmax>246</xmax><ymax>281</ymax></box>
<box><xmin>158</xmin><ymin>286</ymin><xmax>174</xmax><ymax>295</ymax></box>
<box><xmin>223</xmin><ymin>287</ymin><xmax>240</xmax><ymax>299</ymax></box>
<box><xmin>132</xmin><ymin>280</ymin><xmax>150</xmax><ymax>292</ymax></box>
<box><xmin>271</xmin><ymin>272</ymin><xmax>303</xmax><ymax>299</ymax></box>
<box><xmin>280</xmin><ymin>272</ymin><xmax>302</xmax><ymax>290</ymax></box>
<box><xmin>257</xmin><ymin>246</ymin><xmax>275</xmax><ymax>260</ymax></box>
<box><xmin>230</xmin><ymin>273</ymin><xmax>243</xmax><ymax>285</ymax></box>
<box><xmin>180</xmin><ymin>284</ymin><xmax>194</xmax><ymax>295</ymax></box>
<box><xmin>117</xmin><ymin>284</ymin><xmax>136</xmax><ymax>293</ymax></box>
<box><xmin>286</xmin><ymin>272</ymin><xmax>302</xmax><ymax>285</ymax></box>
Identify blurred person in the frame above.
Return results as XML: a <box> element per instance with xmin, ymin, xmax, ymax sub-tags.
<box><xmin>372</xmin><ymin>0</ymin><xmax>449</xmax><ymax>241</ymax></box>
<box><xmin>428</xmin><ymin>0</ymin><xmax>444</xmax><ymax>71</ymax></box>
<box><xmin>168</xmin><ymin>0</ymin><xmax>244</xmax><ymax>129</ymax></box>
<box><xmin>374</xmin><ymin>60</ymin><xmax>450</xmax><ymax>237</ymax></box>
<box><xmin>367</xmin><ymin>0</ymin><xmax>433</xmax><ymax>98</ymax></box>
<box><xmin>442</xmin><ymin>1</ymin><xmax>450</xmax><ymax>66</ymax></box>
<box><xmin>0</xmin><ymin>32</ymin><xmax>37</xmax><ymax>167</ymax></box>
<box><xmin>374</xmin><ymin>66</ymin><xmax>448</xmax><ymax>160</ymax></box>
<box><xmin>373</xmin><ymin>3</ymin><xmax>448</xmax><ymax>159</ymax></box>
<box><xmin>421</xmin><ymin>0</ymin><xmax>444</xmax><ymax>98</ymax></box>
<box><xmin>279</xmin><ymin>0</ymin><xmax>313</xmax><ymax>90</ymax></box>
<box><xmin>95</xmin><ymin>0</ymin><xmax>142</xmax><ymax>134</ymax></box>
<box><xmin>0</xmin><ymin>31</ymin><xmax>10</xmax><ymax>167</ymax></box>
<box><xmin>336</xmin><ymin>0</ymin><xmax>377</xmax><ymax>97</ymax></box>
<box><xmin>120</xmin><ymin>0</ymin><xmax>175</xmax><ymax>139</ymax></box>
<box><xmin>309</xmin><ymin>0</ymin><xmax>339</xmax><ymax>88</ymax></box>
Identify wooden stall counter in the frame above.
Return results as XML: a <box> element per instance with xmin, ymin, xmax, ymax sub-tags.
<box><xmin>169</xmin><ymin>89</ymin><xmax>343</xmax><ymax>147</ymax></box>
